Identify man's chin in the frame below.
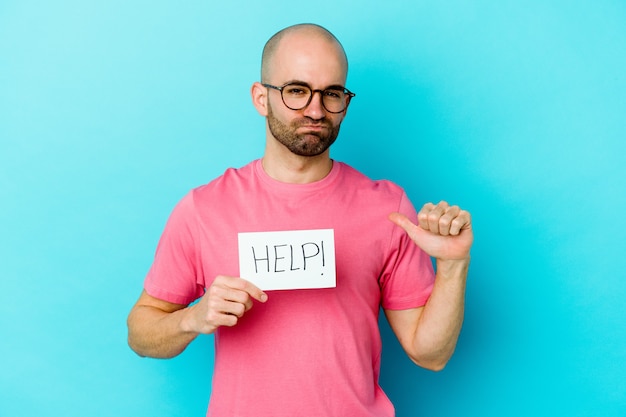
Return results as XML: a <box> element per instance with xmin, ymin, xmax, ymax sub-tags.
<box><xmin>288</xmin><ymin>136</ymin><xmax>335</xmax><ymax>157</ymax></box>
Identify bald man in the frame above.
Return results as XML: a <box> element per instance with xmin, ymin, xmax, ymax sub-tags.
<box><xmin>128</xmin><ymin>23</ymin><xmax>472</xmax><ymax>417</ymax></box>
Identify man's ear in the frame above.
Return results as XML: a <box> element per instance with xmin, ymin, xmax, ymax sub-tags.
<box><xmin>251</xmin><ymin>82</ymin><xmax>269</xmax><ymax>117</ymax></box>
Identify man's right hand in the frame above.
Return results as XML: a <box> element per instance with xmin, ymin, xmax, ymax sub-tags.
<box><xmin>181</xmin><ymin>275</ymin><xmax>268</xmax><ymax>334</ymax></box>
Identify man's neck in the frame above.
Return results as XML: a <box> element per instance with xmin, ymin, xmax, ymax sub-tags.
<box><xmin>261</xmin><ymin>145</ymin><xmax>333</xmax><ymax>184</ymax></box>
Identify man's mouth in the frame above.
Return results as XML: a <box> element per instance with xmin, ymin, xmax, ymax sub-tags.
<box><xmin>300</xmin><ymin>125</ymin><xmax>325</xmax><ymax>131</ymax></box>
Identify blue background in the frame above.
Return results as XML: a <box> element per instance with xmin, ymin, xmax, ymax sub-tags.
<box><xmin>1</xmin><ymin>1</ymin><xmax>625</xmax><ymax>416</ymax></box>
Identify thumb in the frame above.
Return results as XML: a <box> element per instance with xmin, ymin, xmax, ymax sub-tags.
<box><xmin>388</xmin><ymin>212</ymin><xmax>427</xmax><ymax>244</ymax></box>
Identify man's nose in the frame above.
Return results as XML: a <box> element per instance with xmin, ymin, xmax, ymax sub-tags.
<box><xmin>303</xmin><ymin>90</ymin><xmax>326</xmax><ymax>119</ymax></box>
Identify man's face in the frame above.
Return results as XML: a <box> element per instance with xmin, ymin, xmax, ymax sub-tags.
<box><xmin>266</xmin><ymin>97</ymin><xmax>341</xmax><ymax>157</ymax></box>
<box><xmin>264</xmin><ymin>33</ymin><xmax>349</xmax><ymax>157</ymax></box>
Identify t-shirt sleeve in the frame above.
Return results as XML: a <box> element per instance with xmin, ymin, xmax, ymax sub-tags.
<box><xmin>144</xmin><ymin>192</ymin><xmax>206</xmax><ymax>305</ymax></box>
<box><xmin>380</xmin><ymin>192</ymin><xmax>435</xmax><ymax>310</ymax></box>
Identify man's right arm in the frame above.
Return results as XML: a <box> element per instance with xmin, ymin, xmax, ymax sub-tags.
<box><xmin>127</xmin><ymin>275</ymin><xmax>268</xmax><ymax>358</ymax></box>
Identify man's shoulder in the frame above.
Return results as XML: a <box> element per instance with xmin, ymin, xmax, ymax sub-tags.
<box><xmin>337</xmin><ymin>161</ymin><xmax>405</xmax><ymax>197</ymax></box>
<box><xmin>192</xmin><ymin>160</ymin><xmax>257</xmax><ymax>192</ymax></box>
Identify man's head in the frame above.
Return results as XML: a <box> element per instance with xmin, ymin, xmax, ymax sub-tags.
<box><xmin>260</xmin><ymin>24</ymin><xmax>348</xmax><ymax>84</ymax></box>
<box><xmin>251</xmin><ymin>24</ymin><xmax>353</xmax><ymax>158</ymax></box>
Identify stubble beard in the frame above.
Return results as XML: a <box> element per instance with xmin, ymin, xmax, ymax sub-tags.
<box><xmin>266</xmin><ymin>102</ymin><xmax>341</xmax><ymax>157</ymax></box>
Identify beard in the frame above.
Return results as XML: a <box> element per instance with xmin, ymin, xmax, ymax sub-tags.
<box><xmin>266</xmin><ymin>102</ymin><xmax>341</xmax><ymax>157</ymax></box>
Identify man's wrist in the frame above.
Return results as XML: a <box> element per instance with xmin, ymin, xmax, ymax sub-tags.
<box><xmin>435</xmin><ymin>256</ymin><xmax>470</xmax><ymax>279</ymax></box>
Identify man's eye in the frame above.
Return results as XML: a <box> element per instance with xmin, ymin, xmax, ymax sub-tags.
<box><xmin>324</xmin><ymin>90</ymin><xmax>343</xmax><ymax>99</ymax></box>
<box><xmin>285</xmin><ymin>87</ymin><xmax>307</xmax><ymax>95</ymax></box>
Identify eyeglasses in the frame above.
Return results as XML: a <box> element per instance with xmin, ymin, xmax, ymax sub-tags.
<box><xmin>262</xmin><ymin>82</ymin><xmax>355</xmax><ymax>113</ymax></box>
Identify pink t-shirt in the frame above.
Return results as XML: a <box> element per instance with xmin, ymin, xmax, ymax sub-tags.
<box><xmin>145</xmin><ymin>160</ymin><xmax>435</xmax><ymax>417</ymax></box>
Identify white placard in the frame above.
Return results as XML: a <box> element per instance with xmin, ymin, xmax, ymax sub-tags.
<box><xmin>238</xmin><ymin>229</ymin><xmax>336</xmax><ymax>291</ymax></box>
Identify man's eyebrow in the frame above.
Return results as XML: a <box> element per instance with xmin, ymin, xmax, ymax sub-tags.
<box><xmin>324</xmin><ymin>84</ymin><xmax>347</xmax><ymax>90</ymax></box>
<box><xmin>284</xmin><ymin>80</ymin><xmax>346</xmax><ymax>90</ymax></box>
<box><xmin>283</xmin><ymin>80</ymin><xmax>310</xmax><ymax>87</ymax></box>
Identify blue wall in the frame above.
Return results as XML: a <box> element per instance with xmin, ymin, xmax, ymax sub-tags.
<box><xmin>1</xmin><ymin>1</ymin><xmax>624</xmax><ymax>416</ymax></box>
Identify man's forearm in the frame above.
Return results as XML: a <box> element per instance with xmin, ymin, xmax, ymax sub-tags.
<box><xmin>127</xmin><ymin>305</ymin><xmax>199</xmax><ymax>359</ymax></box>
<box><xmin>413</xmin><ymin>257</ymin><xmax>469</xmax><ymax>370</ymax></box>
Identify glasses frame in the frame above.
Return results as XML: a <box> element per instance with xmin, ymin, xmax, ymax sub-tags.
<box><xmin>262</xmin><ymin>82</ymin><xmax>356</xmax><ymax>114</ymax></box>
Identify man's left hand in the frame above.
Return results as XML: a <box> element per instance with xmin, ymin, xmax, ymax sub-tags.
<box><xmin>389</xmin><ymin>201</ymin><xmax>473</xmax><ymax>261</ymax></box>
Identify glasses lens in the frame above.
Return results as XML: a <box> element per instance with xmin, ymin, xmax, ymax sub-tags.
<box><xmin>321</xmin><ymin>88</ymin><xmax>347</xmax><ymax>113</ymax></box>
<box><xmin>282</xmin><ymin>84</ymin><xmax>312</xmax><ymax>110</ymax></box>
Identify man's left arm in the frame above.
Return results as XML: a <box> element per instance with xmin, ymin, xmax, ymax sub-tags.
<box><xmin>385</xmin><ymin>201</ymin><xmax>473</xmax><ymax>371</ymax></box>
